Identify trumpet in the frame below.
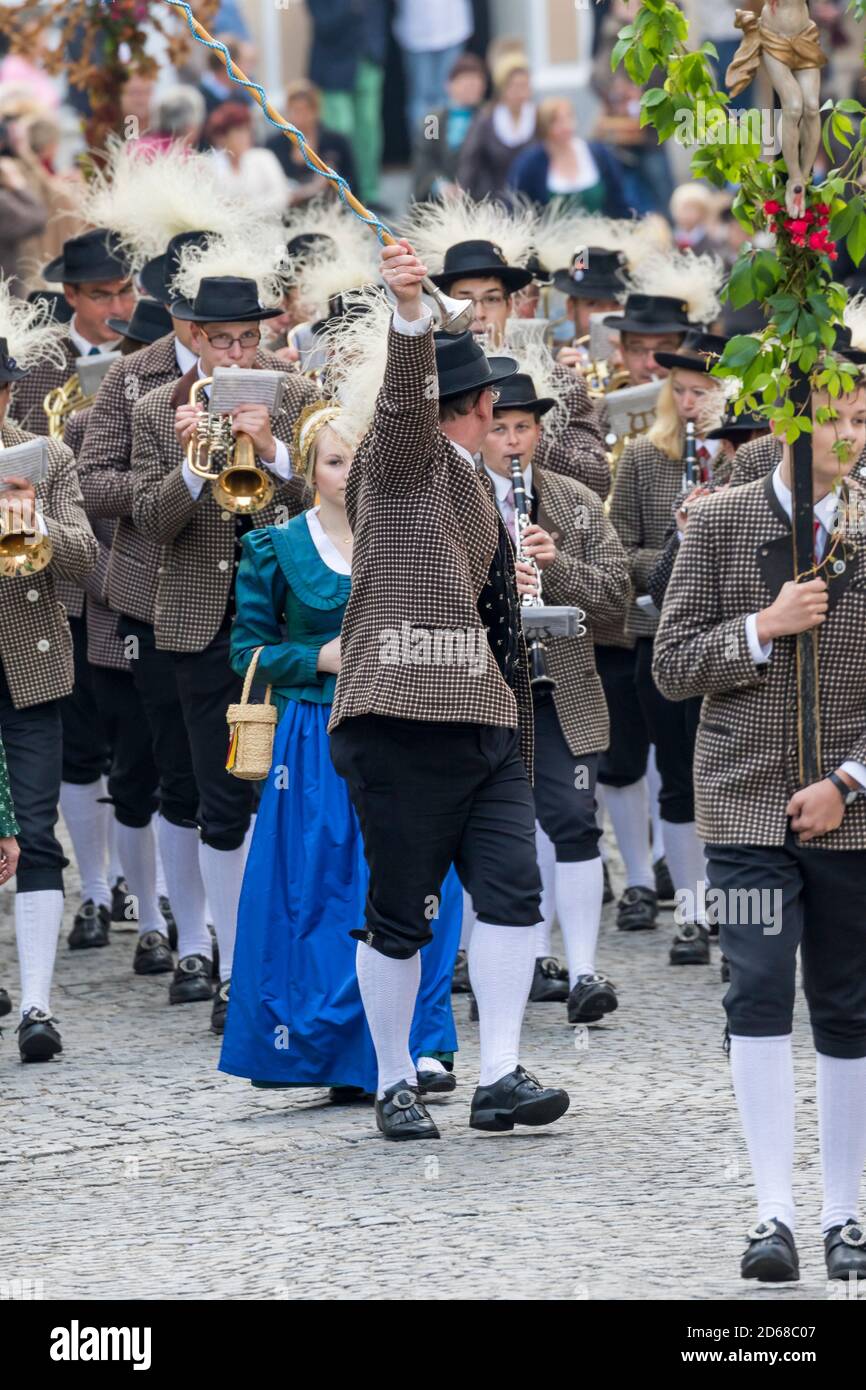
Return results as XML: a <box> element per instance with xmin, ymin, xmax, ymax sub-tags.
<box><xmin>186</xmin><ymin>377</ymin><xmax>276</xmax><ymax>515</ymax></box>
<box><xmin>0</xmin><ymin>442</ymin><xmax>53</xmax><ymax>578</ymax></box>
<box><xmin>571</xmin><ymin>337</ymin><xmax>631</xmax><ymax>398</ymax></box>
<box><xmin>510</xmin><ymin>455</ymin><xmax>555</xmax><ymax>693</ymax></box>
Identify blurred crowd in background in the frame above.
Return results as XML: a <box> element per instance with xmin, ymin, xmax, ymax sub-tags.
<box><xmin>0</xmin><ymin>0</ymin><xmax>864</xmax><ymax>313</ymax></box>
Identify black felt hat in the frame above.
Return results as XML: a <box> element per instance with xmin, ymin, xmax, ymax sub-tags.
<box><xmin>107</xmin><ymin>297</ymin><xmax>174</xmax><ymax>345</ymax></box>
<box><xmin>27</xmin><ymin>289</ymin><xmax>73</xmax><ymax>325</ymax></box>
<box><xmin>434</xmin><ymin>330</ymin><xmax>519</xmax><ymax>401</ymax></box>
<box><xmin>492</xmin><ymin>371</ymin><xmax>556</xmax><ymax>415</ymax></box>
<box><xmin>139</xmin><ymin>230</ymin><xmax>210</xmax><ymax>303</ymax></box>
<box><xmin>169</xmin><ymin>276</ymin><xmax>282</xmax><ymax>323</ymax></box>
<box><xmin>42</xmin><ymin>228</ymin><xmax>132</xmax><ymax>285</ymax></box>
<box><xmin>833</xmin><ymin>324</ymin><xmax>866</xmax><ymax>366</ymax></box>
<box><xmin>706</xmin><ymin>406</ymin><xmax>769</xmax><ymax>440</ymax></box>
<box><xmin>602</xmin><ymin>292</ymin><xmax>692</xmax><ymax>336</ymax></box>
<box><xmin>430</xmin><ymin>240</ymin><xmax>533</xmax><ymax>295</ymax></box>
<box><xmin>0</xmin><ymin>337</ymin><xmax>28</xmax><ymax>384</ymax></box>
<box><xmin>653</xmin><ymin>330</ymin><xmax>729</xmax><ymax>374</ymax></box>
<box><xmin>554</xmin><ymin>247</ymin><xmax>626</xmax><ymax>301</ymax></box>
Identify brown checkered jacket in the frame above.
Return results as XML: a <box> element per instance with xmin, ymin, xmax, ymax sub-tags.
<box><xmin>609</xmin><ymin>435</ymin><xmax>684</xmax><ymax>639</ymax></box>
<box><xmin>57</xmin><ymin>409</ymin><xmax>88</xmax><ymax>619</ymax></box>
<box><xmin>131</xmin><ymin>363</ymin><xmax>314</xmax><ymax>652</ymax></box>
<box><xmin>329</xmin><ymin>321</ymin><xmax>536</xmax><ymax>771</ymax></box>
<box><xmin>730</xmin><ymin>433</ymin><xmax>866</xmax><ymax>488</ymax></box>
<box><xmin>537</xmin><ymin>366</ymin><xmax>611</xmax><ymax>501</ymax></box>
<box><xmin>9</xmin><ymin>336</ymin><xmax>77</xmax><ymax>436</ymax></box>
<box><xmin>653</xmin><ymin>472</ymin><xmax>866</xmax><ymax>849</ymax></box>
<box><xmin>535</xmin><ymin>465</ymin><xmax>630</xmax><ymax>756</ymax></box>
<box><xmin>0</xmin><ymin>421</ymin><xmax>97</xmax><ymax>709</ymax></box>
<box><xmin>63</xmin><ymin>406</ymin><xmax>127</xmax><ymax>671</ymax></box>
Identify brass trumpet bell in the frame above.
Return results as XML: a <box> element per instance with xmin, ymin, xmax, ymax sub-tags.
<box><xmin>186</xmin><ymin>376</ymin><xmax>276</xmax><ymax>515</ymax></box>
<box><xmin>0</xmin><ymin>523</ymin><xmax>53</xmax><ymax>578</ymax></box>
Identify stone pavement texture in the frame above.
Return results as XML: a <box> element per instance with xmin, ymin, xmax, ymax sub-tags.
<box><xmin>0</xmin><ymin>834</ymin><xmax>853</xmax><ymax>1303</ymax></box>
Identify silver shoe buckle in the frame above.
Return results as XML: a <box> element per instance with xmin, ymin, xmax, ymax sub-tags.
<box><xmin>840</xmin><ymin>1223</ymin><xmax>866</xmax><ymax>1248</ymax></box>
<box><xmin>747</xmin><ymin>1219</ymin><xmax>778</xmax><ymax>1241</ymax></box>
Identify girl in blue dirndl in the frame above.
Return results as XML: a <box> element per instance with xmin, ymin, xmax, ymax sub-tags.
<box><xmin>219</xmin><ymin>403</ymin><xmax>461</xmax><ymax>1097</ymax></box>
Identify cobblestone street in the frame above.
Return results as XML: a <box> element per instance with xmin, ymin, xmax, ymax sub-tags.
<box><xmin>0</xmin><ymin>841</ymin><xmax>849</xmax><ymax>1303</ymax></box>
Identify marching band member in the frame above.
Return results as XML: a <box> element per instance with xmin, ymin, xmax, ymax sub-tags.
<box><xmin>222</xmin><ymin>381</ymin><xmax>461</xmax><ymax>1098</ymax></box>
<box><xmin>479</xmin><ymin>356</ymin><xmax>630</xmax><ymax>1021</ymax></box>
<box><xmin>653</xmin><ymin>319</ymin><xmax>866</xmax><ymax>1284</ymax></box>
<box><xmin>0</xmin><ymin>299</ymin><xmax>98</xmax><ymax>1062</ymax></box>
<box><xmin>130</xmin><ymin>272</ymin><xmax>317</xmax><ymax>1034</ymax></box>
<box><xmin>328</xmin><ymin>240</ymin><xmax>570</xmax><ymax>1141</ymax></box>
<box><xmin>0</xmin><ymin>731</ymin><xmax>20</xmax><ymax>1018</ymax></box>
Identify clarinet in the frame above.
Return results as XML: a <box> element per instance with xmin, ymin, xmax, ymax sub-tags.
<box><xmin>683</xmin><ymin>419</ymin><xmax>698</xmax><ymax>488</ymax></box>
<box><xmin>510</xmin><ymin>455</ymin><xmax>555</xmax><ymax>693</ymax></box>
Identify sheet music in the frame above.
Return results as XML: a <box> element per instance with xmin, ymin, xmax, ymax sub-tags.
<box><xmin>75</xmin><ymin>351</ymin><xmax>121</xmax><ymax>396</ymax></box>
<box><xmin>0</xmin><ymin>438</ymin><xmax>49</xmax><ymax>486</ymax></box>
<box><xmin>588</xmin><ymin>313</ymin><xmax>621</xmax><ymax>364</ymax></box>
<box><xmin>604</xmin><ymin>378</ymin><xmax>664</xmax><ymax>440</ymax></box>
<box><xmin>208</xmin><ymin>368</ymin><xmax>285</xmax><ymax>416</ymax></box>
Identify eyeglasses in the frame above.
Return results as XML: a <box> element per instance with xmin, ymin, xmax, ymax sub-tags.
<box><xmin>203</xmin><ymin>330</ymin><xmax>262</xmax><ymax>349</ymax></box>
<box><xmin>468</xmin><ymin>293</ymin><xmax>507</xmax><ymax>310</ymax></box>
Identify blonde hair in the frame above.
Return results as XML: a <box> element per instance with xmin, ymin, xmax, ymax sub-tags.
<box><xmin>646</xmin><ymin>369</ymin><xmax>724</xmax><ymax>458</ymax></box>
<box><xmin>492</xmin><ymin>51</ymin><xmax>530</xmax><ymax>96</ymax></box>
<box><xmin>536</xmin><ymin>97</ymin><xmax>573</xmax><ymax>142</ymax></box>
<box><xmin>669</xmin><ymin>182</ymin><xmax>716</xmax><ymax>223</ymax></box>
<box><xmin>293</xmin><ymin>401</ymin><xmax>344</xmax><ymax>486</ymax></box>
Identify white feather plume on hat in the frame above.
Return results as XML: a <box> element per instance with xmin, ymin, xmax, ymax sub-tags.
<box><xmin>531</xmin><ymin>206</ymin><xmax>666</xmax><ymax>277</ymax></box>
<box><xmin>401</xmin><ymin>191</ymin><xmax>536</xmax><ymax>274</ymax></box>
<box><xmin>318</xmin><ymin>286</ymin><xmax>395</xmax><ymax>444</ymax></box>
<box><xmin>169</xmin><ymin>223</ymin><xmax>293</xmax><ymax>309</ymax></box>
<box><xmin>495</xmin><ymin>330</ymin><xmax>569</xmax><ymax>438</ymax></box>
<box><xmin>618</xmin><ymin>248</ymin><xmax>725</xmax><ymax>325</ymax></box>
<box><xmin>843</xmin><ymin>293</ymin><xmax>866</xmax><ymax>353</ymax></box>
<box><xmin>0</xmin><ymin>277</ymin><xmax>68</xmax><ymax>369</ymax></box>
<box><xmin>294</xmin><ymin>210</ymin><xmax>383</xmax><ymax>319</ymax></box>
<box><xmin>76</xmin><ymin>137</ymin><xmax>261</xmax><ymax>270</ymax></box>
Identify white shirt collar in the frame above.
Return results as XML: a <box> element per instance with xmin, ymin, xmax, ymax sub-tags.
<box><xmin>450</xmin><ymin>440</ymin><xmax>478</xmax><ymax>468</ymax></box>
<box><xmin>69</xmin><ymin>317</ymin><xmax>119</xmax><ymax>357</ymax></box>
<box><xmin>772</xmin><ymin>463</ymin><xmax>839</xmax><ymax>532</ymax></box>
<box><xmin>484</xmin><ymin>461</ymin><xmax>533</xmax><ymax>501</ymax></box>
<box><xmin>175</xmin><ymin>337</ymin><xmax>197</xmax><ymax>375</ymax></box>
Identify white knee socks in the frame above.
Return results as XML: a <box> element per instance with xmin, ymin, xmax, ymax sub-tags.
<box><xmin>156</xmin><ymin>817</ymin><xmax>211</xmax><ymax>960</ymax></box>
<box><xmin>817</xmin><ymin>1051</ymin><xmax>866</xmax><ymax>1233</ymax></box>
<box><xmin>355</xmin><ymin>941</ymin><xmax>420</xmax><ymax>1096</ymax></box>
<box><xmin>603</xmin><ymin>778</ymin><xmax>654</xmax><ymax>890</ymax></box>
<box><xmin>16</xmin><ymin>889</ymin><xmax>63</xmax><ymax>1016</ymax></box>
<box><xmin>555</xmin><ymin>858</ymin><xmax>604</xmax><ymax>985</ymax></box>
<box><xmin>534</xmin><ymin>821</ymin><xmax>557</xmax><ymax>958</ymax></box>
<box><xmin>59</xmin><ymin>778</ymin><xmax>111</xmax><ymax>908</ymax></box>
<box><xmin>662</xmin><ymin>820</ymin><xmax>706</xmax><ymax>920</ymax></box>
<box><xmin>198</xmin><ymin>841</ymin><xmax>248</xmax><ymax>982</ymax></box>
<box><xmin>114</xmin><ymin>822</ymin><xmax>164</xmax><ymax>937</ymax></box>
<box><xmin>469</xmin><ymin>922</ymin><xmax>536</xmax><ymax>1087</ymax></box>
<box><xmin>647</xmin><ymin>746</ymin><xmax>665</xmax><ymax>863</ymax></box>
<box><xmin>460</xmin><ymin>887</ymin><xmax>476</xmax><ymax>952</ymax></box>
<box><xmin>106</xmin><ymin>816</ymin><xmax>123</xmax><ymax>887</ymax></box>
<box><xmin>730</xmin><ymin>1034</ymin><xmax>796</xmax><ymax>1234</ymax></box>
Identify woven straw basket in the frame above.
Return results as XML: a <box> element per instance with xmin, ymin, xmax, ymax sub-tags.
<box><xmin>225</xmin><ymin>646</ymin><xmax>278</xmax><ymax>781</ymax></box>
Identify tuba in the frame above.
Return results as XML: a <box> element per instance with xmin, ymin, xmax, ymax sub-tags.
<box><xmin>0</xmin><ymin>437</ymin><xmax>53</xmax><ymax>577</ymax></box>
<box><xmin>186</xmin><ymin>375</ymin><xmax>276</xmax><ymax>515</ymax></box>
<box><xmin>43</xmin><ymin>352</ymin><xmax>122</xmax><ymax>440</ymax></box>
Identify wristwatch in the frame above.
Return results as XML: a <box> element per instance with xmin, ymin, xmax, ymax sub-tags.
<box><xmin>827</xmin><ymin>771</ymin><xmax>861</xmax><ymax>807</ymax></box>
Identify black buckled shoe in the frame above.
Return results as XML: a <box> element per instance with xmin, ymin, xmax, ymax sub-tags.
<box><xmin>416</xmin><ymin>1066</ymin><xmax>457</xmax><ymax>1095</ymax></box>
<box><xmin>825</xmin><ymin>1220</ymin><xmax>866</xmax><ymax>1280</ymax></box>
<box><xmin>68</xmin><ymin>899</ymin><xmax>110</xmax><ymax>950</ymax></box>
<box><xmin>111</xmin><ymin>876</ymin><xmax>129</xmax><ymax>923</ymax></box>
<box><xmin>159</xmin><ymin>896</ymin><xmax>178</xmax><ymax>952</ymax></box>
<box><xmin>169</xmin><ymin>953</ymin><xmax>214</xmax><ymax>1004</ymax></box>
<box><xmin>133</xmin><ymin>930</ymin><xmax>174</xmax><ymax>976</ymax></box>
<box><xmin>616</xmin><ymin>885</ymin><xmax>658</xmax><ymax>931</ymax></box>
<box><xmin>375</xmin><ymin>1080</ymin><xmax>440</xmax><ymax>1140</ymax></box>
<box><xmin>741</xmin><ymin>1219</ymin><xmax>799</xmax><ymax>1282</ymax></box>
<box><xmin>328</xmin><ymin>1085</ymin><xmax>375</xmax><ymax>1105</ymax></box>
<box><xmin>470</xmin><ymin>1065</ymin><xmax>570</xmax><ymax>1132</ymax></box>
<box><xmin>670</xmin><ymin>921</ymin><xmax>710</xmax><ymax>965</ymax></box>
<box><xmin>211</xmin><ymin>979</ymin><xmax>230</xmax><ymax>1034</ymax></box>
<box><xmin>0</xmin><ymin>986</ymin><xmax>11</xmax><ymax>1018</ymax></box>
<box><xmin>17</xmin><ymin>1008</ymin><xmax>63</xmax><ymax>1063</ymax></box>
<box><xmin>567</xmin><ymin>972</ymin><xmax>618</xmax><ymax>1024</ymax></box>
<box><xmin>720</xmin><ymin>954</ymin><xmax>731</xmax><ymax>983</ymax></box>
<box><xmin>654</xmin><ymin>856</ymin><xmax>675</xmax><ymax>903</ymax></box>
<box><xmin>602</xmin><ymin>861</ymin><xmax>614</xmax><ymax>904</ymax></box>
<box><xmin>451</xmin><ymin>948</ymin><xmax>471</xmax><ymax>993</ymax></box>
<box><xmin>209</xmin><ymin>925</ymin><xmax>220</xmax><ymax>982</ymax></box>
<box><xmin>529</xmin><ymin>955</ymin><xmax>570</xmax><ymax>1002</ymax></box>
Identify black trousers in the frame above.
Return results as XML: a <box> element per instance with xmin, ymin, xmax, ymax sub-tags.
<box><xmin>707</xmin><ymin>834</ymin><xmax>866</xmax><ymax>1059</ymax></box>
<box><xmin>60</xmin><ymin>614</ymin><xmax>110</xmax><ymax>785</ymax></box>
<box><xmin>119</xmin><ymin>616</ymin><xmax>199</xmax><ymax>830</ymax></box>
<box><xmin>634</xmin><ymin>636</ymin><xmax>700</xmax><ymax>823</ymax></box>
<box><xmin>90</xmin><ymin>666</ymin><xmax>160</xmax><ymax>829</ymax></box>
<box><xmin>330</xmin><ymin>714</ymin><xmax>541</xmax><ymax>959</ymax></box>
<box><xmin>596</xmin><ymin>643</ymin><xmax>650</xmax><ymax>788</ymax></box>
<box><xmin>532</xmin><ymin>692</ymin><xmax>600</xmax><ymax>862</ymax></box>
<box><xmin>0</xmin><ymin>660</ymin><xmax>66</xmax><ymax>893</ymax></box>
<box><xmin>172</xmin><ymin>628</ymin><xmax>253</xmax><ymax>851</ymax></box>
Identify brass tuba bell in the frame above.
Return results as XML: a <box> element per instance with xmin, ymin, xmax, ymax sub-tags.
<box><xmin>43</xmin><ymin>373</ymin><xmax>90</xmax><ymax>440</ymax></box>
<box><xmin>185</xmin><ymin>376</ymin><xmax>276</xmax><ymax>514</ymax></box>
